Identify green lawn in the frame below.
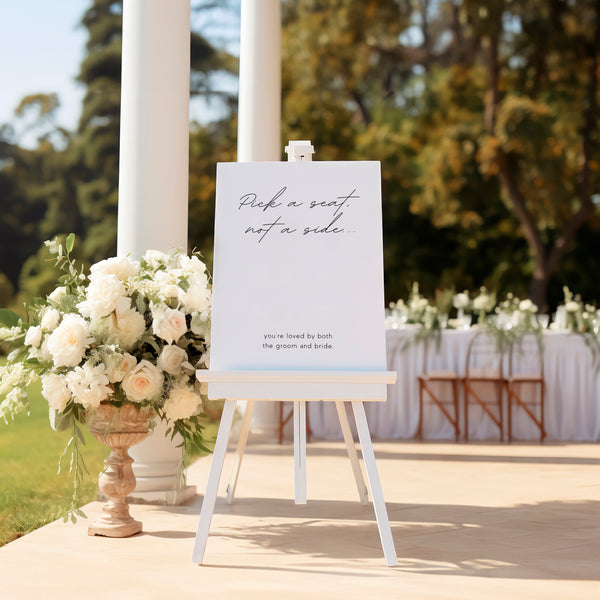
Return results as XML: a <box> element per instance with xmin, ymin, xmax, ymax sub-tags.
<box><xmin>0</xmin><ymin>380</ymin><xmax>108</xmax><ymax>546</ymax></box>
<box><xmin>0</xmin><ymin>381</ymin><xmax>219</xmax><ymax>547</ymax></box>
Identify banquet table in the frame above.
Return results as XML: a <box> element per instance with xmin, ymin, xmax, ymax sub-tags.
<box><xmin>308</xmin><ymin>328</ymin><xmax>600</xmax><ymax>442</ymax></box>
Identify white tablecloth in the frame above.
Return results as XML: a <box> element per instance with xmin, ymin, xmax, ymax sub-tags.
<box><xmin>308</xmin><ymin>329</ymin><xmax>600</xmax><ymax>441</ymax></box>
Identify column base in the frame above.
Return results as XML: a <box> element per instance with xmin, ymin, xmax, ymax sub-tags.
<box><xmin>99</xmin><ymin>485</ymin><xmax>196</xmax><ymax>506</ymax></box>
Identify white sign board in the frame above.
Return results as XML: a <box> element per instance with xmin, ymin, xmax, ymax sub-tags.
<box><xmin>209</xmin><ymin>161</ymin><xmax>387</xmax><ymax>398</ymax></box>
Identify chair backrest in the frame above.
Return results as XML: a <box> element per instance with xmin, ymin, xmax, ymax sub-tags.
<box><xmin>508</xmin><ymin>332</ymin><xmax>544</xmax><ymax>379</ymax></box>
<box><xmin>420</xmin><ymin>337</ymin><xmax>437</xmax><ymax>375</ymax></box>
<box><xmin>465</xmin><ymin>330</ymin><xmax>504</xmax><ymax>379</ymax></box>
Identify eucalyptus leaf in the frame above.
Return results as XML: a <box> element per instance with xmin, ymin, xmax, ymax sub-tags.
<box><xmin>135</xmin><ymin>294</ymin><xmax>147</xmax><ymax>314</ymax></box>
<box><xmin>66</xmin><ymin>233</ymin><xmax>75</xmax><ymax>253</ymax></box>
<box><xmin>0</xmin><ymin>309</ymin><xmax>20</xmax><ymax>327</ymax></box>
<box><xmin>49</xmin><ymin>409</ymin><xmax>72</xmax><ymax>432</ymax></box>
<box><xmin>75</xmin><ymin>426</ymin><xmax>87</xmax><ymax>444</ymax></box>
<box><xmin>142</xmin><ymin>335</ymin><xmax>160</xmax><ymax>354</ymax></box>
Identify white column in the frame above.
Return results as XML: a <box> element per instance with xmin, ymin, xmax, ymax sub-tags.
<box><xmin>237</xmin><ymin>0</ymin><xmax>282</xmax><ymax>438</ymax></box>
<box><xmin>117</xmin><ymin>0</ymin><xmax>190</xmax><ymax>257</ymax></box>
<box><xmin>237</xmin><ymin>0</ymin><xmax>281</xmax><ymax>162</ymax></box>
<box><xmin>117</xmin><ymin>0</ymin><xmax>193</xmax><ymax>504</ymax></box>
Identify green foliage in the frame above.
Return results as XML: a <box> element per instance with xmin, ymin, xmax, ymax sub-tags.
<box><xmin>0</xmin><ymin>309</ymin><xmax>19</xmax><ymax>327</ymax></box>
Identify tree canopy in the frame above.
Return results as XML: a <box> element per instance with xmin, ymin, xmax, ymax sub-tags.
<box><xmin>1</xmin><ymin>0</ymin><xmax>599</xmax><ymax>311</ymax></box>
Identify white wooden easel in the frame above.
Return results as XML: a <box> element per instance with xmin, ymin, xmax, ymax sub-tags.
<box><xmin>192</xmin><ymin>142</ymin><xmax>397</xmax><ymax>566</ymax></box>
<box><xmin>192</xmin><ymin>370</ymin><xmax>398</xmax><ymax>566</ymax></box>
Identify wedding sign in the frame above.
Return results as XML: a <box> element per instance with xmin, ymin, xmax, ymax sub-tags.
<box><xmin>210</xmin><ymin>161</ymin><xmax>387</xmax><ymax>390</ymax></box>
<box><xmin>194</xmin><ymin>161</ymin><xmax>398</xmax><ymax>568</ymax></box>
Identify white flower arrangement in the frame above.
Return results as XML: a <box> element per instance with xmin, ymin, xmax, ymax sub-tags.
<box><xmin>473</xmin><ymin>287</ymin><xmax>496</xmax><ymax>313</ymax></box>
<box><xmin>452</xmin><ymin>291</ymin><xmax>470</xmax><ymax>310</ymax></box>
<box><xmin>471</xmin><ymin>286</ymin><xmax>496</xmax><ymax>324</ymax></box>
<box><xmin>0</xmin><ymin>235</ymin><xmax>212</xmax><ymax>519</ymax></box>
<box><xmin>518</xmin><ymin>299</ymin><xmax>538</xmax><ymax>313</ymax></box>
<box><xmin>556</xmin><ymin>286</ymin><xmax>595</xmax><ymax>334</ymax></box>
<box><xmin>565</xmin><ymin>301</ymin><xmax>581</xmax><ymax>313</ymax></box>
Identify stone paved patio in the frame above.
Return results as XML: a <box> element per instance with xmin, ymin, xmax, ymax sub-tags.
<box><xmin>1</xmin><ymin>440</ymin><xmax>599</xmax><ymax>599</ymax></box>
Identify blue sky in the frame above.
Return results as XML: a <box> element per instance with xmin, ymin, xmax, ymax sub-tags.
<box><xmin>0</xmin><ymin>2</ymin><xmax>240</xmax><ymax>146</ymax></box>
<box><xmin>0</xmin><ymin>1</ymin><xmax>88</xmax><ymax>134</ymax></box>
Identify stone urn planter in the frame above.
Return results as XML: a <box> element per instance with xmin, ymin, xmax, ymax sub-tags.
<box><xmin>87</xmin><ymin>403</ymin><xmax>155</xmax><ymax>538</ymax></box>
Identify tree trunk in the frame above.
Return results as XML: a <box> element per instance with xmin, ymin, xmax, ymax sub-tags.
<box><xmin>484</xmin><ymin>6</ymin><xmax>599</xmax><ymax>309</ymax></box>
<box><xmin>484</xmin><ymin>32</ymin><xmax>499</xmax><ymax>133</ymax></box>
<box><xmin>530</xmin><ymin>264</ymin><xmax>550</xmax><ymax>312</ymax></box>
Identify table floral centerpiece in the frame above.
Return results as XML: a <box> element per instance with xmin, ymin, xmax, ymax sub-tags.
<box><xmin>472</xmin><ymin>286</ymin><xmax>496</xmax><ymax>324</ymax></box>
<box><xmin>452</xmin><ymin>290</ymin><xmax>472</xmax><ymax>329</ymax></box>
<box><xmin>0</xmin><ymin>234</ymin><xmax>212</xmax><ymax>530</ymax></box>
<box><xmin>557</xmin><ymin>286</ymin><xmax>599</xmax><ymax>333</ymax></box>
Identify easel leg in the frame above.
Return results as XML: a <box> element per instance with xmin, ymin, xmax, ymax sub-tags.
<box><xmin>351</xmin><ymin>401</ymin><xmax>398</xmax><ymax>567</ymax></box>
<box><xmin>192</xmin><ymin>399</ymin><xmax>236</xmax><ymax>564</ymax></box>
<box><xmin>294</xmin><ymin>400</ymin><xmax>307</xmax><ymax>504</ymax></box>
<box><xmin>225</xmin><ymin>399</ymin><xmax>255</xmax><ymax>504</ymax></box>
<box><xmin>335</xmin><ymin>401</ymin><xmax>368</xmax><ymax>505</ymax></box>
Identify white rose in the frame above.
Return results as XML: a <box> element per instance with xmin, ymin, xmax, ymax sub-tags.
<box><xmin>41</xmin><ymin>373</ymin><xmax>71</xmax><ymax>412</ymax></box>
<box><xmin>107</xmin><ymin>307</ymin><xmax>146</xmax><ymax>350</ymax></box>
<box><xmin>90</xmin><ymin>256</ymin><xmax>139</xmax><ymax>281</ymax></box>
<box><xmin>157</xmin><ymin>345</ymin><xmax>187</xmax><ymax>375</ymax></box>
<box><xmin>565</xmin><ymin>301</ymin><xmax>580</xmax><ymax>313</ymax></box>
<box><xmin>77</xmin><ymin>274</ymin><xmax>127</xmax><ymax>321</ymax></box>
<box><xmin>190</xmin><ymin>271</ymin><xmax>209</xmax><ymax>288</ymax></box>
<box><xmin>25</xmin><ymin>326</ymin><xmax>42</xmax><ymax>348</ymax></box>
<box><xmin>121</xmin><ymin>359</ymin><xmax>163</xmax><ymax>402</ymax></box>
<box><xmin>40</xmin><ymin>307</ymin><xmax>61</xmax><ymax>330</ymax></box>
<box><xmin>179</xmin><ymin>285</ymin><xmax>211</xmax><ymax>313</ymax></box>
<box><xmin>121</xmin><ymin>353</ymin><xmax>137</xmax><ymax>372</ymax></box>
<box><xmin>47</xmin><ymin>314</ymin><xmax>93</xmax><ymax>367</ymax></box>
<box><xmin>152</xmin><ymin>307</ymin><xmax>188</xmax><ymax>344</ymax></box>
<box><xmin>143</xmin><ymin>249</ymin><xmax>169</xmax><ymax>269</ymax></box>
<box><xmin>164</xmin><ymin>284</ymin><xmax>181</xmax><ymax>299</ymax></box>
<box><xmin>179</xmin><ymin>255</ymin><xmax>206</xmax><ymax>274</ymax></box>
<box><xmin>47</xmin><ymin>286</ymin><xmax>68</xmax><ymax>304</ymax></box>
<box><xmin>152</xmin><ymin>271</ymin><xmax>180</xmax><ymax>300</ymax></box>
<box><xmin>154</xmin><ymin>271</ymin><xmax>172</xmax><ymax>286</ymax></box>
<box><xmin>163</xmin><ymin>386</ymin><xmax>202</xmax><ymax>421</ymax></box>
<box><xmin>66</xmin><ymin>363</ymin><xmax>111</xmax><ymax>410</ymax></box>
<box><xmin>103</xmin><ymin>353</ymin><xmax>137</xmax><ymax>383</ymax></box>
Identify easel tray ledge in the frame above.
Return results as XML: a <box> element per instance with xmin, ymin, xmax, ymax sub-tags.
<box><xmin>195</xmin><ymin>370</ymin><xmax>397</xmax><ymax>402</ymax></box>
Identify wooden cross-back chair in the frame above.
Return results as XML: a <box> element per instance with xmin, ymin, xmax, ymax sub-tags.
<box><xmin>417</xmin><ymin>340</ymin><xmax>461</xmax><ymax>441</ymax></box>
<box><xmin>507</xmin><ymin>333</ymin><xmax>546</xmax><ymax>442</ymax></box>
<box><xmin>464</xmin><ymin>331</ymin><xmax>505</xmax><ymax>441</ymax></box>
